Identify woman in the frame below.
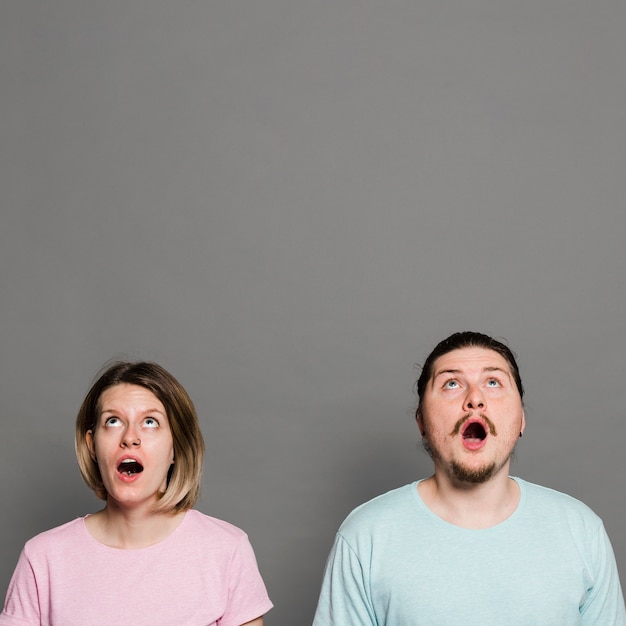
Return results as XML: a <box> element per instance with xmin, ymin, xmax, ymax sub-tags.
<box><xmin>0</xmin><ymin>361</ymin><xmax>272</xmax><ymax>626</ymax></box>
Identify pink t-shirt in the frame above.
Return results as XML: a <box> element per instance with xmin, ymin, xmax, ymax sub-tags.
<box><xmin>0</xmin><ymin>510</ymin><xmax>272</xmax><ymax>626</ymax></box>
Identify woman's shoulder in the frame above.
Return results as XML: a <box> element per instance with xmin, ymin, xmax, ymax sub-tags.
<box><xmin>22</xmin><ymin>517</ymin><xmax>87</xmax><ymax>557</ymax></box>
<box><xmin>182</xmin><ymin>509</ymin><xmax>250</xmax><ymax>541</ymax></box>
<box><xmin>171</xmin><ymin>510</ymin><xmax>261</xmax><ymax>561</ymax></box>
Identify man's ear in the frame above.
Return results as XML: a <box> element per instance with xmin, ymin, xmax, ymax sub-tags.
<box><xmin>520</xmin><ymin>410</ymin><xmax>526</xmax><ymax>437</ymax></box>
<box><xmin>416</xmin><ymin>408</ymin><xmax>426</xmax><ymax>437</ymax></box>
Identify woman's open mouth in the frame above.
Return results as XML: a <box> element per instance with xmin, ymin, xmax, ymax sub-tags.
<box><xmin>118</xmin><ymin>459</ymin><xmax>144</xmax><ymax>476</ymax></box>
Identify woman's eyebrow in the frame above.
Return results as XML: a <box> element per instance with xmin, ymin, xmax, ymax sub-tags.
<box><xmin>100</xmin><ymin>406</ymin><xmax>166</xmax><ymax>415</ymax></box>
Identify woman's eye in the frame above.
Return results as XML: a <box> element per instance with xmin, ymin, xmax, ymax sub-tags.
<box><xmin>443</xmin><ymin>380</ymin><xmax>459</xmax><ymax>389</ymax></box>
<box><xmin>143</xmin><ymin>417</ymin><xmax>159</xmax><ymax>428</ymax></box>
<box><xmin>104</xmin><ymin>416</ymin><xmax>122</xmax><ymax>428</ymax></box>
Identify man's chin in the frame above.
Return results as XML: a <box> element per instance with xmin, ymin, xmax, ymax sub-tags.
<box><xmin>450</xmin><ymin>461</ymin><xmax>496</xmax><ymax>484</ymax></box>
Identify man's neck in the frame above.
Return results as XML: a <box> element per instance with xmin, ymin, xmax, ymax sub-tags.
<box><xmin>417</xmin><ymin>472</ymin><xmax>521</xmax><ymax>529</ymax></box>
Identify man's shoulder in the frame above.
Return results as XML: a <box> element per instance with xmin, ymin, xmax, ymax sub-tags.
<box><xmin>516</xmin><ymin>477</ymin><xmax>603</xmax><ymax>529</ymax></box>
<box><xmin>338</xmin><ymin>482</ymin><xmax>418</xmax><ymax>535</ymax></box>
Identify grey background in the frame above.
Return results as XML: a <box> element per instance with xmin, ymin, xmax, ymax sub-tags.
<box><xmin>1</xmin><ymin>2</ymin><xmax>625</xmax><ymax>624</ymax></box>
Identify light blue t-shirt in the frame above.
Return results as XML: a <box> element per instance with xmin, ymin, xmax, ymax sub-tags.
<box><xmin>313</xmin><ymin>478</ymin><xmax>625</xmax><ymax>625</ymax></box>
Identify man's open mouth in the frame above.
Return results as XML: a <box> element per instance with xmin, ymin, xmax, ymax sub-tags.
<box><xmin>462</xmin><ymin>421</ymin><xmax>487</xmax><ymax>442</ymax></box>
<box><xmin>118</xmin><ymin>459</ymin><xmax>144</xmax><ymax>476</ymax></box>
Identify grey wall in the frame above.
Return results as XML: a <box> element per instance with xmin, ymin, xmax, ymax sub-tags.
<box><xmin>1</xmin><ymin>2</ymin><xmax>625</xmax><ymax>624</ymax></box>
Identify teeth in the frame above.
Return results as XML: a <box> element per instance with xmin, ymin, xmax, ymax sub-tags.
<box><xmin>118</xmin><ymin>458</ymin><xmax>143</xmax><ymax>475</ymax></box>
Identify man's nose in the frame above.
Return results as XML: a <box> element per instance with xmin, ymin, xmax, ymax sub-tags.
<box><xmin>463</xmin><ymin>385</ymin><xmax>485</xmax><ymax>411</ymax></box>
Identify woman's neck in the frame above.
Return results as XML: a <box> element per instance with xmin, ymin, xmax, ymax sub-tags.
<box><xmin>85</xmin><ymin>503</ymin><xmax>186</xmax><ymax>549</ymax></box>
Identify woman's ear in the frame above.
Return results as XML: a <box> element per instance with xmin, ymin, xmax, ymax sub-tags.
<box><xmin>86</xmin><ymin>430</ymin><xmax>97</xmax><ymax>461</ymax></box>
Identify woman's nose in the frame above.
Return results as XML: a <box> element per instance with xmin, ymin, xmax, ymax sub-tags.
<box><xmin>121</xmin><ymin>428</ymin><xmax>141</xmax><ymax>447</ymax></box>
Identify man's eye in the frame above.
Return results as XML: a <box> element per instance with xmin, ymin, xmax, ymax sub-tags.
<box><xmin>486</xmin><ymin>378</ymin><xmax>501</xmax><ymax>387</ymax></box>
<box><xmin>443</xmin><ymin>380</ymin><xmax>459</xmax><ymax>389</ymax></box>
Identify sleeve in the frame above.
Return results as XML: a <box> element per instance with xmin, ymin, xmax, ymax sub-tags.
<box><xmin>580</xmin><ymin>523</ymin><xmax>626</xmax><ymax>626</ymax></box>
<box><xmin>218</xmin><ymin>534</ymin><xmax>273</xmax><ymax>626</ymax></box>
<box><xmin>312</xmin><ymin>533</ymin><xmax>377</xmax><ymax>626</ymax></box>
<box><xmin>0</xmin><ymin>549</ymin><xmax>40</xmax><ymax>626</ymax></box>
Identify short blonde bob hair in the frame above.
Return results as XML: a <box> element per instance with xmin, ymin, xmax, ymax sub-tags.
<box><xmin>75</xmin><ymin>361</ymin><xmax>205</xmax><ymax>513</ymax></box>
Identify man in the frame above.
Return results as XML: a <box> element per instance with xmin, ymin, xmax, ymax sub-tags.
<box><xmin>313</xmin><ymin>331</ymin><xmax>625</xmax><ymax>625</ymax></box>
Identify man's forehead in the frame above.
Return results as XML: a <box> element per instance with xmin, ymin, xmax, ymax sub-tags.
<box><xmin>431</xmin><ymin>347</ymin><xmax>513</xmax><ymax>378</ymax></box>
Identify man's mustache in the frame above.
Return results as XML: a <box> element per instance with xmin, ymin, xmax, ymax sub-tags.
<box><xmin>450</xmin><ymin>413</ymin><xmax>497</xmax><ymax>437</ymax></box>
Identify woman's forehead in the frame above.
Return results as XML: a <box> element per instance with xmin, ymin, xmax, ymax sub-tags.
<box><xmin>99</xmin><ymin>383</ymin><xmax>165</xmax><ymax>413</ymax></box>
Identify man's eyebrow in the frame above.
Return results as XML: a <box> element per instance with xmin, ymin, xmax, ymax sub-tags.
<box><xmin>483</xmin><ymin>366</ymin><xmax>510</xmax><ymax>375</ymax></box>
<box><xmin>432</xmin><ymin>366</ymin><xmax>510</xmax><ymax>379</ymax></box>
<box><xmin>432</xmin><ymin>368</ymin><xmax>461</xmax><ymax>380</ymax></box>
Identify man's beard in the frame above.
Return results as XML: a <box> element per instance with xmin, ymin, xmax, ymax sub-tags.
<box><xmin>450</xmin><ymin>460</ymin><xmax>496</xmax><ymax>483</ymax></box>
<box><xmin>422</xmin><ymin>440</ymin><xmax>500</xmax><ymax>485</ymax></box>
